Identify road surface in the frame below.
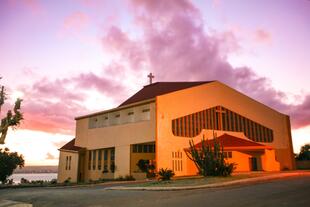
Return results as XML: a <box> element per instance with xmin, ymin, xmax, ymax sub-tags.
<box><xmin>0</xmin><ymin>176</ymin><xmax>309</xmax><ymax>207</ymax></box>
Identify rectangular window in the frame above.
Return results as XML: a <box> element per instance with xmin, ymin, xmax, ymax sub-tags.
<box><xmin>197</xmin><ymin>112</ymin><xmax>201</xmax><ymax>134</ymax></box>
<box><xmin>235</xmin><ymin>113</ymin><xmax>239</xmax><ymax>132</ymax></box>
<box><xmin>188</xmin><ymin>115</ymin><xmax>192</xmax><ymax>137</ymax></box>
<box><xmin>92</xmin><ymin>150</ymin><xmax>96</xmax><ymax>170</ymax></box>
<box><xmin>172</xmin><ymin>120</ymin><xmax>175</xmax><ymax>135</ymax></box>
<box><xmin>110</xmin><ymin>149</ymin><xmax>115</xmax><ymax>173</ymax></box>
<box><xmin>88</xmin><ymin>151</ymin><xmax>92</xmax><ymax>170</ymax></box>
<box><xmin>143</xmin><ymin>145</ymin><xmax>148</xmax><ymax>153</ymax></box>
<box><xmin>68</xmin><ymin>156</ymin><xmax>71</xmax><ymax>170</ymax></box>
<box><xmin>231</xmin><ymin>111</ymin><xmax>234</xmax><ymax>131</ymax></box>
<box><xmin>142</xmin><ymin>108</ymin><xmax>150</xmax><ymax>112</ymax></box>
<box><xmin>128</xmin><ymin>112</ymin><xmax>134</xmax><ymax>115</ymax></box>
<box><xmin>98</xmin><ymin>150</ymin><xmax>102</xmax><ymax>170</ymax></box>
<box><xmin>180</xmin><ymin>117</ymin><xmax>183</xmax><ymax>136</ymax></box>
<box><xmin>176</xmin><ymin>119</ymin><xmax>179</xmax><ymax>136</ymax></box>
<box><xmin>138</xmin><ymin>144</ymin><xmax>143</xmax><ymax>153</ymax></box>
<box><xmin>195</xmin><ymin>113</ymin><xmax>199</xmax><ymax>135</ymax></box>
<box><xmin>192</xmin><ymin>114</ymin><xmax>195</xmax><ymax>136</ymax></box>
<box><xmin>111</xmin><ymin>149</ymin><xmax>115</xmax><ymax>161</ymax></box>
<box><xmin>184</xmin><ymin>116</ymin><xmax>188</xmax><ymax>137</ymax></box>
<box><xmin>104</xmin><ymin>149</ymin><xmax>108</xmax><ymax>172</ymax></box>
<box><xmin>65</xmin><ymin>156</ymin><xmax>68</xmax><ymax>170</ymax></box>
<box><xmin>133</xmin><ymin>145</ymin><xmax>137</xmax><ymax>153</ymax></box>
<box><xmin>222</xmin><ymin>112</ymin><xmax>226</xmax><ymax>130</ymax></box>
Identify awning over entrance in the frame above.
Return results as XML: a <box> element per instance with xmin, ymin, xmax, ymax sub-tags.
<box><xmin>186</xmin><ymin>133</ymin><xmax>273</xmax><ymax>151</ymax></box>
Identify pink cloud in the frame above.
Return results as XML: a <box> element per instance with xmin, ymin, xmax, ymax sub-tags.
<box><xmin>18</xmin><ymin>72</ymin><xmax>127</xmax><ymax>134</ymax></box>
<box><xmin>254</xmin><ymin>29</ymin><xmax>272</xmax><ymax>44</ymax></box>
<box><xmin>8</xmin><ymin>0</ymin><xmax>308</xmax><ymax>135</ymax></box>
<box><xmin>46</xmin><ymin>152</ymin><xmax>57</xmax><ymax>160</ymax></box>
<box><xmin>63</xmin><ymin>11</ymin><xmax>89</xmax><ymax>34</ymax></box>
<box><xmin>100</xmin><ymin>0</ymin><xmax>309</xmax><ymax>129</ymax></box>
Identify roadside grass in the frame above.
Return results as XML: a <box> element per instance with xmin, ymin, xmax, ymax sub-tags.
<box><xmin>128</xmin><ymin>172</ymin><xmax>274</xmax><ymax>187</ymax></box>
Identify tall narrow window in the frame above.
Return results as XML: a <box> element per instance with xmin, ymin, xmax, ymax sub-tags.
<box><xmin>98</xmin><ymin>149</ymin><xmax>102</xmax><ymax>170</ymax></box>
<box><xmin>104</xmin><ymin>149</ymin><xmax>108</xmax><ymax>172</ymax></box>
<box><xmin>92</xmin><ymin>150</ymin><xmax>96</xmax><ymax>170</ymax></box>
<box><xmin>110</xmin><ymin>149</ymin><xmax>115</xmax><ymax>173</ymax></box>
<box><xmin>192</xmin><ymin>114</ymin><xmax>195</xmax><ymax>136</ymax></box>
<box><xmin>180</xmin><ymin>117</ymin><xmax>183</xmax><ymax>136</ymax></box>
<box><xmin>65</xmin><ymin>156</ymin><xmax>68</xmax><ymax>170</ymax></box>
<box><xmin>88</xmin><ymin>151</ymin><xmax>92</xmax><ymax>170</ymax></box>
<box><xmin>68</xmin><ymin>156</ymin><xmax>71</xmax><ymax>170</ymax></box>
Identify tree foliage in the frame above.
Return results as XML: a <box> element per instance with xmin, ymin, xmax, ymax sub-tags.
<box><xmin>186</xmin><ymin>133</ymin><xmax>235</xmax><ymax>177</ymax></box>
<box><xmin>0</xmin><ymin>77</ymin><xmax>23</xmax><ymax>144</ymax></box>
<box><xmin>136</xmin><ymin>159</ymin><xmax>156</xmax><ymax>178</ymax></box>
<box><xmin>296</xmin><ymin>144</ymin><xmax>310</xmax><ymax>161</ymax></box>
<box><xmin>0</xmin><ymin>148</ymin><xmax>24</xmax><ymax>184</ymax></box>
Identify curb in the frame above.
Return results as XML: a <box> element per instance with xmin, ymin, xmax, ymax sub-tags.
<box><xmin>105</xmin><ymin>172</ymin><xmax>310</xmax><ymax>191</ymax></box>
<box><xmin>0</xmin><ymin>200</ymin><xmax>32</xmax><ymax>207</ymax></box>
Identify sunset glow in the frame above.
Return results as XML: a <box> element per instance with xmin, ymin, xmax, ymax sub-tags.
<box><xmin>1</xmin><ymin>0</ymin><xmax>309</xmax><ymax>165</ymax></box>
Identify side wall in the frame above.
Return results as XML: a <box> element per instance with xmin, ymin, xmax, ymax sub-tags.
<box><xmin>156</xmin><ymin>81</ymin><xmax>294</xmax><ymax>176</ymax></box>
<box><xmin>57</xmin><ymin>150</ymin><xmax>79</xmax><ymax>183</ymax></box>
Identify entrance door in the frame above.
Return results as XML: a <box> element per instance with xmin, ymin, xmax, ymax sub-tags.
<box><xmin>250</xmin><ymin>157</ymin><xmax>258</xmax><ymax>171</ymax></box>
<box><xmin>78</xmin><ymin>153</ymin><xmax>85</xmax><ymax>182</ymax></box>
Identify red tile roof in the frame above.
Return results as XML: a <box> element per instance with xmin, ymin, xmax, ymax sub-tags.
<box><xmin>59</xmin><ymin>138</ymin><xmax>84</xmax><ymax>152</ymax></box>
<box><xmin>119</xmin><ymin>81</ymin><xmax>213</xmax><ymax>107</ymax></box>
<box><xmin>189</xmin><ymin>133</ymin><xmax>272</xmax><ymax>150</ymax></box>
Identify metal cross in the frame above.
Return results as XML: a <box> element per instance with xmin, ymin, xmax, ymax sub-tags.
<box><xmin>147</xmin><ymin>73</ymin><xmax>155</xmax><ymax>84</ymax></box>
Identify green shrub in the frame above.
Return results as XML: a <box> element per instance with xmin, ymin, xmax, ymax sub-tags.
<box><xmin>64</xmin><ymin>177</ymin><xmax>71</xmax><ymax>184</ymax></box>
<box><xmin>186</xmin><ymin>133</ymin><xmax>236</xmax><ymax>177</ymax></box>
<box><xmin>136</xmin><ymin>159</ymin><xmax>156</xmax><ymax>178</ymax></box>
<box><xmin>124</xmin><ymin>175</ymin><xmax>135</xmax><ymax>181</ymax></box>
<box><xmin>158</xmin><ymin>168</ymin><xmax>175</xmax><ymax>181</ymax></box>
<box><xmin>50</xmin><ymin>179</ymin><xmax>57</xmax><ymax>185</ymax></box>
<box><xmin>20</xmin><ymin>177</ymin><xmax>30</xmax><ymax>184</ymax></box>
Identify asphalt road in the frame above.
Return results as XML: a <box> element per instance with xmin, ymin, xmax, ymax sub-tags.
<box><xmin>0</xmin><ymin>176</ymin><xmax>309</xmax><ymax>207</ymax></box>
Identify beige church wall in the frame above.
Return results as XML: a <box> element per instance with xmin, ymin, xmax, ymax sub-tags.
<box><xmin>261</xmin><ymin>149</ymin><xmax>280</xmax><ymax>171</ymax></box>
<box><xmin>227</xmin><ymin>151</ymin><xmax>251</xmax><ymax>172</ymax></box>
<box><xmin>57</xmin><ymin>150</ymin><xmax>79</xmax><ymax>183</ymax></box>
<box><xmin>156</xmin><ymin>81</ymin><xmax>294</xmax><ymax>175</ymax></box>
<box><xmin>75</xmin><ymin>102</ymin><xmax>156</xmax><ymax>150</ymax></box>
<box><xmin>114</xmin><ymin>145</ymin><xmax>131</xmax><ymax>178</ymax></box>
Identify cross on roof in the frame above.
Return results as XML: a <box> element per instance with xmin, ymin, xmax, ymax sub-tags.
<box><xmin>147</xmin><ymin>72</ymin><xmax>155</xmax><ymax>84</ymax></box>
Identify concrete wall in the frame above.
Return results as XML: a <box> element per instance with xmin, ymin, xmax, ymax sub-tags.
<box><xmin>74</xmin><ymin>102</ymin><xmax>156</xmax><ymax>179</ymax></box>
<box><xmin>57</xmin><ymin>150</ymin><xmax>79</xmax><ymax>183</ymax></box>
<box><xmin>156</xmin><ymin>81</ymin><xmax>294</xmax><ymax>176</ymax></box>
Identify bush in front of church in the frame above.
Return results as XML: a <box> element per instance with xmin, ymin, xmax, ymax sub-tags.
<box><xmin>186</xmin><ymin>134</ymin><xmax>236</xmax><ymax>177</ymax></box>
<box><xmin>158</xmin><ymin>168</ymin><xmax>175</xmax><ymax>181</ymax></box>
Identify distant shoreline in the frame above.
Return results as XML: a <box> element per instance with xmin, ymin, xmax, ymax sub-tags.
<box><xmin>14</xmin><ymin>166</ymin><xmax>58</xmax><ymax>174</ymax></box>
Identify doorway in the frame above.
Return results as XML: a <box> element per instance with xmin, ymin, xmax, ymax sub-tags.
<box><xmin>250</xmin><ymin>157</ymin><xmax>258</xmax><ymax>171</ymax></box>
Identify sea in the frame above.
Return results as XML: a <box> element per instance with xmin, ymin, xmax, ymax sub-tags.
<box><xmin>8</xmin><ymin>173</ymin><xmax>58</xmax><ymax>184</ymax></box>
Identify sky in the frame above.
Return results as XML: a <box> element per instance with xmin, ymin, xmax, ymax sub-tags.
<box><xmin>0</xmin><ymin>0</ymin><xmax>309</xmax><ymax>166</ymax></box>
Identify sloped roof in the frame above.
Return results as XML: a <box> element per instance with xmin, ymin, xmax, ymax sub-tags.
<box><xmin>59</xmin><ymin>138</ymin><xmax>84</xmax><ymax>152</ymax></box>
<box><xmin>189</xmin><ymin>133</ymin><xmax>272</xmax><ymax>150</ymax></box>
<box><xmin>119</xmin><ymin>81</ymin><xmax>213</xmax><ymax>107</ymax></box>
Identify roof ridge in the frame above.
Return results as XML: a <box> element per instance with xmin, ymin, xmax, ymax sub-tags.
<box><xmin>119</xmin><ymin>81</ymin><xmax>214</xmax><ymax>107</ymax></box>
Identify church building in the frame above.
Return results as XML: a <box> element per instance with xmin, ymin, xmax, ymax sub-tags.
<box><xmin>57</xmin><ymin>80</ymin><xmax>295</xmax><ymax>183</ymax></box>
